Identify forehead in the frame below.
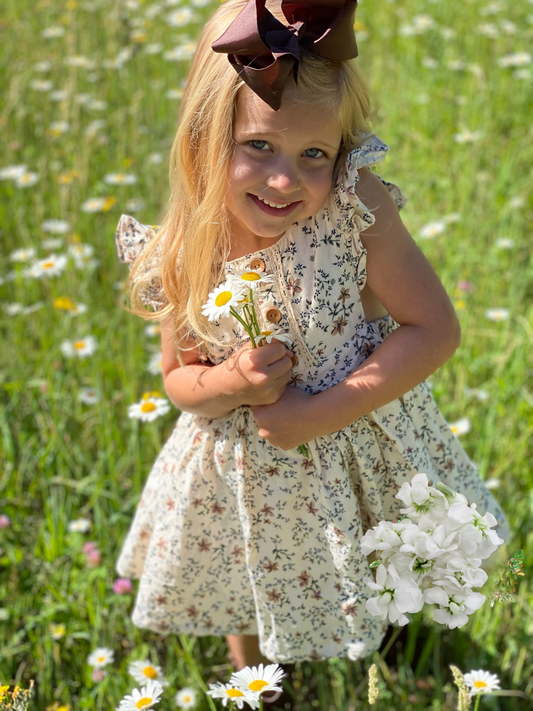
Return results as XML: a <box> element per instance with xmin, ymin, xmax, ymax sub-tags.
<box><xmin>234</xmin><ymin>86</ymin><xmax>342</xmax><ymax>145</ymax></box>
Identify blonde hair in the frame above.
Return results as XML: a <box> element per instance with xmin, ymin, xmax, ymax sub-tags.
<box><xmin>127</xmin><ymin>0</ymin><xmax>373</xmax><ymax>360</ymax></box>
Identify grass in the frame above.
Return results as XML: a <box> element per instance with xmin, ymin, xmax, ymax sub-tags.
<box><xmin>0</xmin><ymin>0</ymin><xmax>532</xmax><ymax>709</ymax></box>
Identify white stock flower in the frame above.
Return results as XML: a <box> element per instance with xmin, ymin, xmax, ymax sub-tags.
<box><xmin>447</xmin><ymin>503</ymin><xmax>503</xmax><ymax>558</ymax></box>
<box><xmin>396</xmin><ymin>473</ymin><xmax>448</xmax><ymax>522</ymax></box>
<box><xmin>365</xmin><ymin>564</ymin><xmax>423</xmax><ymax>625</ymax></box>
<box><xmin>360</xmin><ymin>521</ymin><xmax>409</xmax><ymax>556</ymax></box>
<box><xmin>424</xmin><ymin>585</ymin><xmax>485</xmax><ymax>629</ymax></box>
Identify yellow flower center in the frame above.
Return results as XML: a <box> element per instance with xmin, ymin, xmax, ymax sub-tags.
<box><xmin>103</xmin><ymin>197</ymin><xmax>116</xmax><ymax>212</ymax></box>
<box><xmin>43</xmin><ymin>261</ymin><xmax>55</xmax><ymax>268</ymax></box>
<box><xmin>226</xmin><ymin>689</ymin><xmax>245</xmax><ymax>698</ymax></box>
<box><xmin>136</xmin><ymin>698</ymin><xmax>153</xmax><ymax>709</ymax></box>
<box><xmin>215</xmin><ymin>291</ymin><xmax>233</xmax><ymax>307</ymax></box>
<box><xmin>474</xmin><ymin>681</ymin><xmax>487</xmax><ymax>689</ymax></box>
<box><xmin>21</xmin><ymin>175</ymin><xmax>32</xmax><ymax>184</ymax></box>
<box><xmin>261</xmin><ymin>331</ymin><xmax>272</xmax><ymax>336</ymax></box>
<box><xmin>54</xmin><ymin>297</ymin><xmax>74</xmax><ymax>310</ymax></box>
<box><xmin>184</xmin><ymin>696</ymin><xmax>191</xmax><ymax>702</ymax></box>
<box><xmin>143</xmin><ymin>665</ymin><xmax>157</xmax><ymax>679</ymax></box>
<box><xmin>141</xmin><ymin>402</ymin><xmax>157</xmax><ymax>413</ymax></box>
<box><xmin>74</xmin><ymin>341</ymin><xmax>85</xmax><ymax>349</ymax></box>
<box><xmin>142</xmin><ymin>391</ymin><xmax>162</xmax><ymax>399</ymax></box>
<box><xmin>115</xmin><ymin>174</ymin><xmax>126</xmax><ymax>182</ymax></box>
<box><xmin>250</xmin><ymin>680</ymin><xmax>268</xmax><ymax>691</ymax></box>
<box><xmin>241</xmin><ymin>272</ymin><xmax>260</xmax><ymax>281</ymax></box>
<box><xmin>97</xmin><ymin>656</ymin><xmax>105</xmax><ymax>662</ymax></box>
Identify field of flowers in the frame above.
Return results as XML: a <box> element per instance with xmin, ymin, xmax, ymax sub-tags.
<box><xmin>0</xmin><ymin>0</ymin><xmax>532</xmax><ymax>708</ymax></box>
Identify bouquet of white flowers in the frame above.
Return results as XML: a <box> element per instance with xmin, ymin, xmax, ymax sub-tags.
<box><xmin>362</xmin><ymin>473</ymin><xmax>504</xmax><ymax>629</ymax></box>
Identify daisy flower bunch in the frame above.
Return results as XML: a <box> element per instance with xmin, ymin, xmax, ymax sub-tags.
<box><xmin>207</xmin><ymin>663</ymin><xmax>286</xmax><ymax>709</ymax></box>
<box><xmin>362</xmin><ymin>473</ymin><xmax>504</xmax><ymax>629</ymax></box>
<box><xmin>202</xmin><ymin>270</ymin><xmax>290</xmax><ymax>349</ymax></box>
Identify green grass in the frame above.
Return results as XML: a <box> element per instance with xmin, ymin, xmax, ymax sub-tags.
<box><xmin>1</xmin><ymin>0</ymin><xmax>532</xmax><ymax>709</ymax></box>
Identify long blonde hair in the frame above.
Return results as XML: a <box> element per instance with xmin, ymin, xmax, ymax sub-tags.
<box><xmin>127</xmin><ymin>0</ymin><xmax>373</xmax><ymax>358</ymax></box>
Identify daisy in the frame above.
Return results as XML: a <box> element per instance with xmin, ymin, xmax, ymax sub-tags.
<box><xmin>148</xmin><ymin>153</ymin><xmax>163</xmax><ymax>165</ymax></box>
<box><xmin>60</xmin><ymin>336</ymin><xmax>98</xmax><ymax>358</ymax></box>
<box><xmin>449</xmin><ymin>417</ymin><xmax>471</xmax><ymax>437</ymax></box>
<box><xmin>87</xmin><ymin>647</ymin><xmax>114</xmax><ymax>669</ymax></box>
<box><xmin>15</xmin><ymin>172</ymin><xmax>40</xmax><ymax>188</ymax></box>
<box><xmin>126</xmin><ymin>198</ymin><xmax>146</xmax><ymax>212</ymax></box>
<box><xmin>25</xmin><ymin>254</ymin><xmax>68</xmax><ymax>278</ymax></box>
<box><xmin>128</xmin><ymin>660</ymin><xmax>168</xmax><ymax>687</ymax></box>
<box><xmin>42</xmin><ymin>25</ymin><xmax>66</xmax><ymax>38</ymax></box>
<box><xmin>419</xmin><ymin>220</ymin><xmax>446</xmax><ymax>239</ymax></box>
<box><xmin>206</xmin><ymin>682</ymin><xmax>260</xmax><ymax>709</ymax></box>
<box><xmin>145</xmin><ymin>324</ymin><xmax>161</xmax><ymax>337</ymax></box>
<box><xmin>453</xmin><ymin>130</ymin><xmax>483</xmax><ymax>143</ymax></box>
<box><xmin>463</xmin><ymin>669</ymin><xmax>501</xmax><ymax>694</ymax></box>
<box><xmin>495</xmin><ymin>237</ymin><xmax>514</xmax><ymax>249</ymax></box>
<box><xmin>31</xmin><ymin>79</ymin><xmax>53</xmax><ymax>92</ymax></box>
<box><xmin>256</xmin><ymin>330</ymin><xmax>293</xmax><ymax>346</ymax></box>
<box><xmin>0</xmin><ymin>165</ymin><xmax>28</xmax><ymax>180</ymax></box>
<box><xmin>229</xmin><ymin>269</ymin><xmax>275</xmax><ymax>290</ymax></box>
<box><xmin>175</xmin><ymin>687</ymin><xmax>197</xmax><ymax>709</ymax></box>
<box><xmin>166</xmin><ymin>88</ymin><xmax>184</xmax><ymax>100</ymax></box>
<box><xmin>41</xmin><ymin>219</ymin><xmax>71</xmax><ymax>234</ymax></box>
<box><xmin>116</xmin><ymin>681</ymin><xmax>164</xmax><ymax>710</ymax></box>
<box><xmin>68</xmin><ymin>518</ymin><xmax>91</xmax><ymax>533</ymax></box>
<box><xmin>485</xmin><ymin>308</ymin><xmax>510</xmax><ymax>322</ymax></box>
<box><xmin>68</xmin><ymin>244</ymin><xmax>94</xmax><ymax>260</ymax></box>
<box><xmin>103</xmin><ymin>172</ymin><xmax>137</xmax><ymax>185</ymax></box>
<box><xmin>128</xmin><ymin>397</ymin><xmax>171</xmax><ymax>422</ymax></box>
<box><xmin>166</xmin><ymin>8</ymin><xmax>195</xmax><ymax>26</ymax></box>
<box><xmin>147</xmin><ymin>352</ymin><xmax>163</xmax><ymax>375</ymax></box>
<box><xmin>231</xmin><ymin>664</ymin><xmax>285</xmax><ymax>699</ymax></box>
<box><xmin>78</xmin><ymin>387</ymin><xmax>100</xmax><ymax>405</ymax></box>
<box><xmin>163</xmin><ymin>42</ymin><xmax>197</xmax><ymax>62</ymax></box>
<box><xmin>50</xmin><ymin>623</ymin><xmax>66</xmax><ymax>640</ymax></box>
<box><xmin>498</xmin><ymin>52</ymin><xmax>531</xmax><ymax>67</ymax></box>
<box><xmin>9</xmin><ymin>247</ymin><xmax>35</xmax><ymax>262</ymax></box>
<box><xmin>202</xmin><ymin>282</ymin><xmax>246</xmax><ymax>322</ymax></box>
<box><xmin>81</xmin><ymin>197</ymin><xmax>108</xmax><ymax>213</ymax></box>
<box><xmin>5</xmin><ymin>303</ymin><xmax>24</xmax><ymax>316</ymax></box>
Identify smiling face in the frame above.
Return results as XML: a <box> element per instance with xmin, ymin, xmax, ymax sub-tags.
<box><xmin>226</xmin><ymin>85</ymin><xmax>343</xmax><ymax>255</ymax></box>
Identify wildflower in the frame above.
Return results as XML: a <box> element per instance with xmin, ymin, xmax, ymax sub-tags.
<box><xmin>0</xmin><ymin>515</ymin><xmax>11</xmax><ymax>529</ymax></box>
<box><xmin>87</xmin><ymin>647</ymin><xmax>114</xmax><ymax>668</ymax></box>
<box><xmin>128</xmin><ymin>660</ymin><xmax>168</xmax><ymax>687</ymax></box>
<box><xmin>15</xmin><ymin>171</ymin><xmax>40</xmax><ymax>187</ymax></box>
<box><xmin>113</xmin><ymin>578</ymin><xmax>133</xmax><ymax>595</ymax></box>
<box><xmin>145</xmin><ymin>324</ymin><xmax>161</xmax><ymax>337</ymax></box>
<box><xmin>9</xmin><ymin>247</ymin><xmax>36</xmax><ymax>262</ymax></box>
<box><xmin>68</xmin><ymin>518</ymin><xmax>91</xmax><ymax>533</ymax></box>
<box><xmin>86</xmin><ymin>548</ymin><xmax>102</xmax><ymax>568</ymax></box>
<box><xmin>175</xmin><ymin>687</ymin><xmax>197</xmax><ymax>709</ymax></box>
<box><xmin>128</xmin><ymin>396</ymin><xmax>171</xmax><ymax>422</ymax></box>
<box><xmin>202</xmin><ymin>282</ymin><xmax>246</xmax><ymax>322</ymax></box>
<box><xmin>103</xmin><ymin>172</ymin><xmax>137</xmax><ymax>185</ymax></box>
<box><xmin>457</xmin><ymin>280</ymin><xmax>473</xmax><ymax>292</ymax></box>
<box><xmin>78</xmin><ymin>387</ymin><xmax>100</xmax><ymax>405</ymax></box>
<box><xmin>25</xmin><ymin>254</ymin><xmax>68</xmax><ymax>278</ymax></box>
<box><xmin>485</xmin><ymin>308</ymin><xmax>510</xmax><ymax>322</ymax></box>
<box><xmin>365</xmin><ymin>564</ymin><xmax>423</xmax><ymax>625</ymax></box>
<box><xmin>206</xmin><ymin>681</ymin><xmax>260</xmax><ymax>709</ymax></box>
<box><xmin>116</xmin><ymin>681</ymin><xmax>164</xmax><ymax>710</ymax></box>
<box><xmin>144</xmin><ymin>42</ymin><xmax>164</xmax><ymax>55</ymax></box>
<box><xmin>31</xmin><ymin>79</ymin><xmax>53</xmax><ymax>91</ymax></box>
<box><xmin>449</xmin><ymin>418</ymin><xmax>471</xmax><ymax>437</ymax></box>
<box><xmin>464</xmin><ymin>387</ymin><xmax>489</xmax><ymax>402</ymax></box>
<box><xmin>0</xmin><ymin>164</ymin><xmax>28</xmax><ymax>180</ymax></box>
<box><xmin>42</xmin><ymin>238</ymin><xmax>63</xmax><ymax>250</ymax></box>
<box><xmin>50</xmin><ymin>623</ymin><xmax>66</xmax><ymax>640</ymax></box>
<box><xmin>498</xmin><ymin>52</ymin><xmax>532</xmax><ymax>68</ymax></box>
<box><xmin>147</xmin><ymin>352</ymin><xmax>163</xmax><ymax>375</ymax></box>
<box><xmin>166</xmin><ymin>8</ymin><xmax>195</xmax><ymax>26</ymax></box>
<box><xmin>256</xmin><ymin>330</ymin><xmax>293</xmax><ymax>346</ymax></box>
<box><xmin>166</xmin><ymin>88</ymin><xmax>184</xmax><ymax>99</ymax></box>
<box><xmin>92</xmin><ymin>668</ymin><xmax>107</xmax><ymax>682</ymax></box>
<box><xmin>163</xmin><ymin>42</ymin><xmax>198</xmax><ymax>62</ymax></box>
<box><xmin>230</xmin><ymin>664</ymin><xmax>285</xmax><ymax>698</ymax></box>
<box><xmin>148</xmin><ymin>153</ymin><xmax>163</xmax><ymax>165</ymax></box>
<box><xmin>484</xmin><ymin>478</ymin><xmax>500</xmax><ymax>490</ymax></box>
<box><xmin>42</xmin><ymin>25</ymin><xmax>66</xmax><ymax>37</ymax></box>
<box><xmin>229</xmin><ymin>269</ymin><xmax>275</xmax><ymax>290</ymax></box>
<box><xmin>419</xmin><ymin>220</ymin><xmax>446</xmax><ymax>239</ymax></box>
<box><xmin>41</xmin><ymin>219</ymin><xmax>71</xmax><ymax>234</ymax></box>
<box><xmin>82</xmin><ymin>541</ymin><xmax>98</xmax><ymax>554</ymax></box>
<box><xmin>60</xmin><ymin>336</ymin><xmax>98</xmax><ymax>358</ymax></box>
<box><xmin>453</xmin><ymin>130</ymin><xmax>483</xmax><ymax>143</ymax></box>
<box><xmin>81</xmin><ymin>197</ymin><xmax>113</xmax><ymax>213</ymax></box>
<box><xmin>368</xmin><ymin>664</ymin><xmax>379</xmax><ymax>705</ymax></box>
<box><xmin>47</xmin><ymin>121</ymin><xmax>70</xmax><ymax>137</ymax></box>
<box><xmin>463</xmin><ymin>669</ymin><xmax>501</xmax><ymax>694</ymax></box>
<box><xmin>495</xmin><ymin>237</ymin><xmax>514</xmax><ymax>249</ymax></box>
<box><xmin>126</xmin><ymin>198</ymin><xmax>146</xmax><ymax>212</ymax></box>
<box><xmin>5</xmin><ymin>303</ymin><xmax>24</xmax><ymax>316</ymax></box>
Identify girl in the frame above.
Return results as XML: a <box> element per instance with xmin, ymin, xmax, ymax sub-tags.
<box><xmin>115</xmin><ymin>0</ymin><xmax>508</xmax><ymax>679</ymax></box>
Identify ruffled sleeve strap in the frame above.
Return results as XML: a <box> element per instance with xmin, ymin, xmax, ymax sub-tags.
<box><xmin>334</xmin><ymin>134</ymin><xmax>408</xmax><ymax>235</ymax></box>
<box><xmin>115</xmin><ymin>214</ymin><xmax>168</xmax><ymax>313</ymax></box>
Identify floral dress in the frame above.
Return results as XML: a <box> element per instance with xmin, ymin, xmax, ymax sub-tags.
<box><xmin>114</xmin><ymin>134</ymin><xmax>509</xmax><ymax>664</ymax></box>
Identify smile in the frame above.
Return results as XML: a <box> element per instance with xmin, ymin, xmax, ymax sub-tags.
<box><xmin>248</xmin><ymin>193</ymin><xmax>301</xmax><ymax>216</ymax></box>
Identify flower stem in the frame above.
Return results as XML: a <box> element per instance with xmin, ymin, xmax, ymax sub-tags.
<box><xmin>230</xmin><ymin>307</ymin><xmax>257</xmax><ymax>348</ymax></box>
<box><xmin>248</xmin><ymin>288</ymin><xmax>261</xmax><ymax>338</ymax></box>
<box><xmin>474</xmin><ymin>694</ymin><xmax>481</xmax><ymax>711</ymax></box>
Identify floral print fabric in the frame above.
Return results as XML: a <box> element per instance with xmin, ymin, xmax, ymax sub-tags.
<box><xmin>115</xmin><ymin>134</ymin><xmax>509</xmax><ymax>663</ymax></box>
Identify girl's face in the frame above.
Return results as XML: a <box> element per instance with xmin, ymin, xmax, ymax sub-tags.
<box><xmin>226</xmin><ymin>86</ymin><xmax>343</xmax><ymax>251</ymax></box>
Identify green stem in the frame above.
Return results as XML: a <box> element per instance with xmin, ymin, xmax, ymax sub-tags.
<box><xmin>474</xmin><ymin>694</ymin><xmax>481</xmax><ymax>711</ymax></box>
<box><xmin>248</xmin><ymin>288</ymin><xmax>261</xmax><ymax>338</ymax></box>
<box><xmin>229</xmin><ymin>306</ymin><xmax>257</xmax><ymax>348</ymax></box>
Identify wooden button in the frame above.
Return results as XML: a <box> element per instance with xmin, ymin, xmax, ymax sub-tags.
<box><xmin>249</xmin><ymin>258</ymin><xmax>265</xmax><ymax>272</ymax></box>
<box><xmin>265</xmin><ymin>307</ymin><xmax>282</xmax><ymax>324</ymax></box>
<box><xmin>290</xmin><ymin>354</ymin><xmax>298</xmax><ymax>367</ymax></box>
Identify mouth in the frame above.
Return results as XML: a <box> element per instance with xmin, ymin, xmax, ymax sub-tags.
<box><xmin>248</xmin><ymin>193</ymin><xmax>301</xmax><ymax>217</ymax></box>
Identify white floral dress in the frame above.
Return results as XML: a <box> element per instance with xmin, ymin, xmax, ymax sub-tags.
<box><xmin>114</xmin><ymin>134</ymin><xmax>509</xmax><ymax>664</ymax></box>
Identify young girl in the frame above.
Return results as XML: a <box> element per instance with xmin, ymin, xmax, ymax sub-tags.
<box><xmin>115</xmin><ymin>0</ymin><xmax>508</xmax><ymax>677</ymax></box>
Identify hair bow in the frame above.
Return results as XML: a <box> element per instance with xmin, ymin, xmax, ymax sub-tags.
<box><xmin>212</xmin><ymin>0</ymin><xmax>359</xmax><ymax>110</ymax></box>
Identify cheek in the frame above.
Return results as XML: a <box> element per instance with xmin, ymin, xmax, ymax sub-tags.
<box><xmin>307</xmin><ymin>167</ymin><xmax>335</xmax><ymax>201</ymax></box>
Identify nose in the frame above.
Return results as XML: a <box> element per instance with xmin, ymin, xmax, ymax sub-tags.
<box><xmin>265</xmin><ymin>156</ymin><xmax>301</xmax><ymax>193</ymax></box>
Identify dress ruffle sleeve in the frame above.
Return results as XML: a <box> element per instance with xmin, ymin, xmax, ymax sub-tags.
<box><xmin>115</xmin><ymin>213</ymin><xmax>168</xmax><ymax>313</ymax></box>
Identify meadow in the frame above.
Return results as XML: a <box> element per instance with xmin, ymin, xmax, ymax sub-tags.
<box><xmin>0</xmin><ymin>0</ymin><xmax>532</xmax><ymax>709</ymax></box>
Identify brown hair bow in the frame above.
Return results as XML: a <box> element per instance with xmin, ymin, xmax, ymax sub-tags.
<box><xmin>212</xmin><ymin>0</ymin><xmax>359</xmax><ymax>110</ymax></box>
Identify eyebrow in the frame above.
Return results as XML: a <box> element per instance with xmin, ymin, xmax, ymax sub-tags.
<box><xmin>238</xmin><ymin>131</ymin><xmax>340</xmax><ymax>153</ymax></box>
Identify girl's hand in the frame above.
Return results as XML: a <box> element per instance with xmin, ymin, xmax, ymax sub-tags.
<box><xmin>223</xmin><ymin>341</ymin><xmax>294</xmax><ymax>407</ymax></box>
<box><xmin>251</xmin><ymin>386</ymin><xmax>323</xmax><ymax>450</ymax></box>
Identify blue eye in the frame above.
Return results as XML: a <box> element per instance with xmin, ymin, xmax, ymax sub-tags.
<box><xmin>304</xmin><ymin>148</ymin><xmax>325</xmax><ymax>158</ymax></box>
<box><xmin>250</xmin><ymin>140</ymin><xmax>270</xmax><ymax>150</ymax></box>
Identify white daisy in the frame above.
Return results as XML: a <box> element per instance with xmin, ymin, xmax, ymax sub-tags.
<box><xmin>0</xmin><ymin>165</ymin><xmax>28</xmax><ymax>180</ymax></box>
<box><xmin>202</xmin><ymin>282</ymin><xmax>246</xmax><ymax>322</ymax></box>
<box><xmin>148</xmin><ymin>153</ymin><xmax>163</xmax><ymax>165</ymax></box>
<box><xmin>30</xmin><ymin>79</ymin><xmax>53</xmax><ymax>92</ymax></box>
<box><xmin>116</xmin><ymin>681</ymin><xmax>164</xmax><ymax>710</ymax></box>
<box><xmin>128</xmin><ymin>397</ymin><xmax>171</xmax><ymax>422</ymax></box>
<box><xmin>78</xmin><ymin>387</ymin><xmax>100</xmax><ymax>405</ymax></box>
<box><xmin>484</xmin><ymin>478</ymin><xmax>500</xmax><ymax>490</ymax></box>
<box><xmin>497</xmin><ymin>52</ymin><xmax>532</xmax><ymax>68</ymax></box>
<box><xmin>147</xmin><ymin>352</ymin><xmax>163</xmax><ymax>375</ymax></box>
<box><xmin>48</xmin><ymin>121</ymin><xmax>70</xmax><ymax>136</ymax></box>
<box><xmin>256</xmin><ymin>330</ymin><xmax>293</xmax><ymax>346</ymax></box>
<box><xmin>163</xmin><ymin>42</ymin><xmax>197</xmax><ymax>62</ymax></box>
<box><xmin>144</xmin><ymin>42</ymin><xmax>164</xmax><ymax>55</ymax></box>
<box><xmin>453</xmin><ymin>130</ymin><xmax>483</xmax><ymax>143</ymax></box>
<box><xmin>69</xmin><ymin>303</ymin><xmax>88</xmax><ymax>315</ymax></box>
<box><xmin>128</xmin><ymin>660</ymin><xmax>168</xmax><ymax>687</ymax></box>
<box><xmin>230</xmin><ymin>664</ymin><xmax>285</xmax><ymax>698</ymax></box>
<box><xmin>42</xmin><ymin>25</ymin><xmax>66</xmax><ymax>38</ymax></box>
<box><xmin>485</xmin><ymin>308</ymin><xmax>510</xmax><ymax>322</ymax></box>
<box><xmin>103</xmin><ymin>172</ymin><xmax>137</xmax><ymax>185</ymax></box>
<box><xmin>463</xmin><ymin>669</ymin><xmax>501</xmax><ymax>694</ymax></box>
<box><xmin>42</xmin><ymin>238</ymin><xmax>63</xmax><ymax>250</ymax></box>
<box><xmin>175</xmin><ymin>687</ymin><xmax>197</xmax><ymax>709</ymax></box>
<box><xmin>464</xmin><ymin>387</ymin><xmax>489</xmax><ymax>402</ymax></box>
<box><xmin>34</xmin><ymin>60</ymin><xmax>52</xmax><ymax>72</ymax></box>
<box><xmin>126</xmin><ymin>198</ymin><xmax>146</xmax><ymax>212</ymax></box>
<box><xmin>41</xmin><ymin>219</ymin><xmax>71</xmax><ymax>234</ymax></box>
<box><xmin>229</xmin><ymin>269</ymin><xmax>275</xmax><ymax>291</ymax></box>
<box><xmin>166</xmin><ymin>8</ymin><xmax>195</xmax><ymax>27</ymax></box>
<box><xmin>419</xmin><ymin>220</ymin><xmax>446</xmax><ymax>239</ymax></box>
<box><xmin>495</xmin><ymin>237</ymin><xmax>515</xmax><ymax>249</ymax></box>
<box><xmin>9</xmin><ymin>248</ymin><xmax>35</xmax><ymax>262</ymax></box>
<box><xmin>81</xmin><ymin>197</ymin><xmax>108</xmax><ymax>213</ymax></box>
<box><xmin>68</xmin><ymin>518</ymin><xmax>92</xmax><ymax>533</ymax></box>
<box><xmin>88</xmin><ymin>647</ymin><xmax>114</xmax><ymax>669</ymax></box>
<box><xmin>60</xmin><ymin>336</ymin><xmax>98</xmax><ymax>358</ymax></box>
<box><xmin>449</xmin><ymin>417</ymin><xmax>471</xmax><ymax>437</ymax></box>
<box><xmin>5</xmin><ymin>303</ymin><xmax>24</xmax><ymax>315</ymax></box>
<box><xmin>145</xmin><ymin>324</ymin><xmax>161</xmax><ymax>337</ymax></box>
<box><xmin>68</xmin><ymin>244</ymin><xmax>95</xmax><ymax>260</ymax></box>
<box><xmin>25</xmin><ymin>254</ymin><xmax>68</xmax><ymax>278</ymax></box>
<box><xmin>15</xmin><ymin>172</ymin><xmax>40</xmax><ymax>188</ymax></box>
<box><xmin>206</xmin><ymin>682</ymin><xmax>260</xmax><ymax>709</ymax></box>
<box><xmin>166</xmin><ymin>88</ymin><xmax>184</xmax><ymax>100</ymax></box>
<box><xmin>50</xmin><ymin>90</ymin><xmax>69</xmax><ymax>102</ymax></box>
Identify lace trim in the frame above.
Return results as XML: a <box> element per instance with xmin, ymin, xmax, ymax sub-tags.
<box><xmin>270</xmin><ymin>249</ymin><xmax>317</xmax><ymax>371</ymax></box>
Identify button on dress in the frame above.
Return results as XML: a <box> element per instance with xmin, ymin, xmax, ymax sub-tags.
<box><xmin>114</xmin><ymin>134</ymin><xmax>509</xmax><ymax>663</ymax></box>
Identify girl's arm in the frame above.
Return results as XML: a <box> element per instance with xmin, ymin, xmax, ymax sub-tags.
<box><xmin>252</xmin><ymin>168</ymin><xmax>461</xmax><ymax>448</ymax></box>
<box><xmin>161</xmin><ymin>317</ymin><xmax>294</xmax><ymax>418</ymax></box>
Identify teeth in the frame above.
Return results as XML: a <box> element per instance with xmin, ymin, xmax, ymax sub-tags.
<box><xmin>257</xmin><ymin>196</ymin><xmax>292</xmax><ymax>209</ymax></box>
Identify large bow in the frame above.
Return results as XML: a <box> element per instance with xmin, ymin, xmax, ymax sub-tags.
<box><xmin>212</xmin><ymin>0</ymin><xmax>359</xmax><ymax>110</ymax></box>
